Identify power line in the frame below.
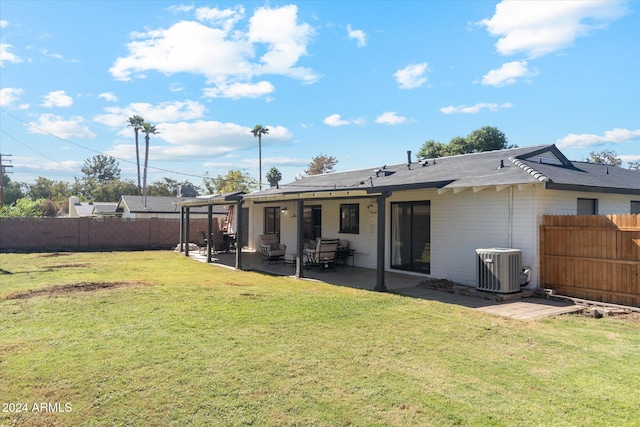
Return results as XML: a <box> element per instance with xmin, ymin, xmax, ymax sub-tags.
<box><xmin>1</xmin><ymin>109</ymin><xmax>211</xmax><ymax>180</ymax></box>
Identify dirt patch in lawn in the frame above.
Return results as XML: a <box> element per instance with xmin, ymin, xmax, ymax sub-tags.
<box><xmin>3</xmin><ymin>282</ymin><xmax>147</xmax><ymax>301</ymax></box>
<box><xmin>44</xmin><ymin>263</ymin><xmax>92</xmax><ymax>269</ymax></box>
<box><xmin>39</xmin><ymin>252</ymin><xmax>73</xmax><ymax>257</ymax></box>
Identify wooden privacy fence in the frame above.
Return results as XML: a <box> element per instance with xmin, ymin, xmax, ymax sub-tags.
<box><xmin>540</xmin><ymin>215</ymin><xmax>640</xmax><ymax>307</ymax></box>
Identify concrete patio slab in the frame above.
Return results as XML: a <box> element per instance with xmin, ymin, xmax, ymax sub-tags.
<box><xmin>184</xmin><ymin>250</ymin><xmax>584</xmax><ymax>320</ymax></box>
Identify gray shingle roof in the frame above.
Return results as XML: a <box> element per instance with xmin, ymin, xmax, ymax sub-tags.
<box><xmin>118</xmin><ymin>196</ymin><xmax>228</xmax><ymax>214</ymax></box>
<box><xmin>244</xmin><ymin>144</ymin><xmax>640</xmax><ymax>198</ymax></box>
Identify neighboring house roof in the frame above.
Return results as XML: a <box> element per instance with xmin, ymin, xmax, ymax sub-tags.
<box><xmin>72</xmin><ymin>201</ymin><xmax>119</xmax><ymax>217</ymax></box>
<box><xmin>117</xmin><ymin>195</ymin><xmax>228</xmax><ymax>214</ymax></box>
<box><xmin>244</xmin><ymin>145</ymin><xmax>640</xmax><ymax>199</ymax></box>
<box><xmin>92</xmin><ymin>203</ymin><xmax>119</xmax><ymax>215</ymax></box>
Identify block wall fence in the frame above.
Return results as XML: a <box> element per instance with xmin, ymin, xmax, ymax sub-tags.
<box><xmin>0</xmin><ymin>217</ymin><xmax>215</xmax><ymax>252</ymax></box>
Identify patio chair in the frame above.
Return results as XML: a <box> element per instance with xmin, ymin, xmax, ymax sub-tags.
<box><xmin>304</xmin><ymin>238</ymin><xmax>340</xmax><ymax>271</ymax></box>
<box><xmin>258</xmin><ymin>234</ymin><xmax>286</xmax><ymax>264</ymax></box>
<box><xmin>196</xmin><ymin>231</ymin><xmax>208</xmax><ymax>254</ymax></box>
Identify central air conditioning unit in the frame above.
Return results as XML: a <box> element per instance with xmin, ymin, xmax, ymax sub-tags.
<box><xmin>476</xmin><ymin>248</ymin><xmax>522</xmax><ymax>294</ymax></box>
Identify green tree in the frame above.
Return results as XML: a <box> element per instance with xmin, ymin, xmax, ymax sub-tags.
<box><xmin>128</xmin><ymin>115</ymin><xmax>145</xmax><ymax>195</ymax></box>
<box><xmin>447</xmin><ymin>136</ymin><xmax>473</xmax><ymax>156</ymax></box>
<box><xmin>305</xmin><ymin>154</ymin><xmax>338</xmax><ymax>175</ymax></box>
<box><xmin>141</xmin><ymin>122</ymin><xmax>158</xmax><ymax>202</ymax></box>
<box><xmin>416</xmin><ymin>140</ymin><xmax>449</xmax><ymax>160</ymax></box>
<box><xmin>587</xmin><ymin>149</ymin><xmax>622</xmax><ymax>166</ymax></box>
<box><xmin>26</xmin><ymin>177</ymin><xmax>71</xmax><ymax>202</ymax></box>
<box><xmin>251</xmin><ymin>124</ymin><xmax>269</xmax><ymax>190</ymax></box>
<box><xmin>627</xmin><ymin>160</ymin><xmax>640</xmax><ymax>171</ymax></box>
<box><xmin>2</xmin><ymin>174</ymin><xmax>25</xmax><ymax>206</ymax></box>
<box><xmin>465</xmin><ymin>126</ymin><xmax>511</xmax><ymax>153</ymax></box>
<box><xmin>0</xmin><ymin>197</ymin><xmax>43</xmax><ymax>218</ymax></box>
<box><xmin>81</xmin><ymin>155</ymin><xmax>121</xmax><ymax>182</ymax></box>
<box><xmin>417</xmin><ymin>126</ymin><xmax>512</xmax><ymax>159</ymax></box>
<box><xmin>148</xmin><ymin>178</ymin><xmax>199</xmax><ymax>197</ymax></box>
<box><xmin>266</xmin><ymin>167</ymin><xmax>283</xmax><ymax>188</ymax></box>
<box><xmin>91</xmin><ymin>179</ymin><xmax>138</xmax><ymax>202</ymax></box>
<box><xmin>204</xmin><ymin>170</ymin><xmax>257</xmax><ymax>194</ymax></box>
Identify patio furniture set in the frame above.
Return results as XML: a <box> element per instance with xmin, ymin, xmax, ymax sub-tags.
<box><xmin>259</xmin><ymin>234</ymin><xmax>354</xmax><ymax>271</ymax></box>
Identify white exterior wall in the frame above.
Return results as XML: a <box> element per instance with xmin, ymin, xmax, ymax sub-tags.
<box><xmin>249</xmin><ymin>199</ymin><xmax>378</xmax><ymax>265</ymax></box>
<box><xmin>538</xmin><ymin>189</ymin><xmax>637</xmax><ymax>215</ymax></box>
<box><xmin>246</xmin><ymin>186</ymin><xmax>637</xmax><ymax>289</ymax></box>
<box><xmin>427</xmin><ymin>189</ymin><xmax>512</xmax><ymax>287</ymax></box>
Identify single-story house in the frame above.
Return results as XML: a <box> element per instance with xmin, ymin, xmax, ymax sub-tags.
<box><xmin>178</xmin><ymin>144</ymin><xmax>640</xmax><ymax>291</ymax></box>
<box><xmin>116</xmin><ymin>195</ymin><xmax>228</xmax><ymax>219</ymax></box>
<box><xmin>68</xmin><ymin>196</ymin><xmax>118</xmax><ymax>217</ymax></box>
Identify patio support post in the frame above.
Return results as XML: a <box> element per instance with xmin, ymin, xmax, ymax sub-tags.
<box><xmin>235</xmin><ymin>200</ymin><xmax>244</xmax><ymax>270</ymax></box>
<box><xmin>207</xmin><ymin>205</ymin><xmax>213</xmax><ymax>263</ymax></box>
<box><xmin>180</xmin><ymin>206</ymin><xmax>185</xmax><ymax>253</ymax></box>
<box><xmin>295</xmin><ymin>199</ymin><xmax>305</xmax><ymax>278</ymax></box>
<box><xmin>185</xmin><ymin>207</ymin><xmax>190</xmax><ymax>257</ymax></box>
<box><xmin>374</xmin><ymin>191</ymin><xmax>390</xmax><ymax>291</ymax></box>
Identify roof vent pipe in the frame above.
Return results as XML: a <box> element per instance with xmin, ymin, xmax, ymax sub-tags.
<box><xmin>498</xmin><ymin>160</ymin><xmax>504</xmax><ymax>169</ymax></box>
<box><xmin>407</xmin><ymin>150</ymin><xmax>412</xmax><ymax>164</ymax></box>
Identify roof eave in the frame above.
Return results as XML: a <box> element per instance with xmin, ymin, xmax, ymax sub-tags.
<box><xmin>545</xmin><ymin>182</ymin><xmax>640</xmax><ymax>195</ymax></box>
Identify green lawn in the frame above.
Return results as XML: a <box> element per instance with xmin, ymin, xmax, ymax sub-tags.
<box><xmin>1</xmin><ymin>251</ymin><xmax>638</xmax><ymax>426</ymax></box>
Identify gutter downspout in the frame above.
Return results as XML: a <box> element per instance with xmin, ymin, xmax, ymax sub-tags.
<box><xmin>509</xmin><ymin>185</ymin><xmax>513</xmax><ymax>248</ymax></box>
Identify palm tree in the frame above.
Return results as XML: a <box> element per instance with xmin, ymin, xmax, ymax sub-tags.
<box><xmin>251</xmin><ymin>124</ymin><xmax>269</xmax><ymax>190</ymax></box>
<box><xmin>127</xmin><ymin>115</ymin><xmax>145</xmax><ymax>195</ymax></box>
<box><xmin>266</xmin><ymin>167</ymin><xmax>282</xmax><ymax>188</ymax></box>
<box><xmin>141</xmin><ymin>122</ymin><xmax>158</xmax><ymax>208</ymax></box>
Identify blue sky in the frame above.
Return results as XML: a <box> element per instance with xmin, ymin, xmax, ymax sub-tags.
<box><xmin>1</xmin><ymin>0</ymin><xmax>639</xmax><ymax>190</ymax></box>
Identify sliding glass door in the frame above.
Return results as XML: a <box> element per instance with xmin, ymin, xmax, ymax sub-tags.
<box><xmin>391</xmin><ymin>201</ymin><xmax>430</xmax><ymax>274</ymax></box>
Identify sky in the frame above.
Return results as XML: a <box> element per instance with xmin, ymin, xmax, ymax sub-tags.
<box><xmin>1</xmin><ymin>0</ymin><xmax>639</xmax><ymax>191</ymax></box>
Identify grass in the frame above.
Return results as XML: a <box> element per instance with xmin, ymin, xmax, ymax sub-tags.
<box><xmin>1</xmin><ymin>251</ymin><xmax>639</xmax><ymax>426</ymax></box>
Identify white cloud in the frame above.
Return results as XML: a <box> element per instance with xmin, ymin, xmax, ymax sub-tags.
<box><xmin>248</xmin><ymin>5</ymin><xmax>316</xmax><ymax>81</ymax></box>
<box><xmin>347</xmin><ymin>24</ymin><xmax>367</xmax><ymax>47</ymax></box>
<box><xmin>28</xmin><ymin>114</ymin><xmax>96</xmax><ymax>139</ymax></box>
<box><xmin>107</xmin><ymin>121</ymin><xmax>292</xmax><ymax>161</ymax></box>
<box><xmin>324</xmin><ymin>114</ymin><xmax>350</xmax><ymax>127</ymax></box>
<box><xmin>482</xmin><ymin>61</ymin><xmax>537</xmax><ymax>86</ymax></box>
<box><xmin>620</xmin><ymin>154</ymin><xmax>640</xmax><ymax>165</ymax></box>
<box><xmin>556</xmin><ymin>128</ymin><xmax>640</xmax><ymax>148</ymax></box>
<box><xmin>110</xmin><ymin>5</ymin><xmax>317</xmax><ymax>98</ymax></box>
<box><xmin>375</xmin><ymin>112</ymin><xmax>406</xmax><ymax>125</ymax></box>
<box><xmin>203</xmin><ymin>81</ymin><xmax>274</xmax><ymax>99</ymax></box>
<box><xmin>98</xmin><ymin>92</ymin><xmax>118</xmax><ymax>102</ymax></box>
<box><xmin>1</xmin><ymin>43</ymin><xmax>23</xmax><ymax>66</ymax></box>
<box><xmin>41</xmin><ymin>90</ymin><xmax>73</xmax><ymax>108</ymax></box>
<box><xmin>195</xmin><ymin>5</ymin><xmax>244</xmax><ymax>31</ymax></box>
<box><xmin>440</xmin><ymin>102</ymin><xmax>513</xmax><ymax>114</ymax></box>
<box><xmin>479</xmin><ymin>0</ymin><xmax>628</xmax><ymax>58</ymax></box>
<box><xmin>166</xmin><ymin>4</ymin><xmax>194</xmax><ymax>14</ymax></box>
<box><xmin>0</xmin><ymin>20</ymin><xmax>8</xmax><ymax>28</ymax></box>
<box><xmin>94</xmin><ymin>100</ymin><xmax>207</xmax><ymax>128</ymax></box>
<box><xmin>323</xmin><ymin>113</ymin><xmax>365</xmax><ymax>127</ymax></box>
<box><xmin>394</xmin><ymin>63</ymin><xmax>428</xmax><ymax>89</ymax></box>
<box><xmin>0</xmin><ymin>87</ymin><xmax>24</xmax><ymax>107</ymax></box>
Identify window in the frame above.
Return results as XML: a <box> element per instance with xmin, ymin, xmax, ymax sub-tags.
<box><xmin>303</xmin><ymin>205</ymin><xmax>322</xmax><ymax>242</ymax></box>
<box><xmin>632</xmin><ymin>201</ymin><xmax>640</xmax><ymax>214</ymax></box>
<box><xmin>264</xmin><ymin>206</ymin><xmax>281</xmax><ymax>236</ymax></box>
<box><xmin>577</xmin><ymin>198</ymin><xmax>597</xmax><ymax>215</ymax></box>
<box><xmin>339</xmin><ymin>204</ymin><xmax>359</xmax><ymax>234</ymax></box>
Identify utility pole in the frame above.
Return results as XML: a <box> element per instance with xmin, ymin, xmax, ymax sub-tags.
<box><xmin>0</xmin><ymin>153</ymin><xmax>13</xmax><ymax>208</ymax></box>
